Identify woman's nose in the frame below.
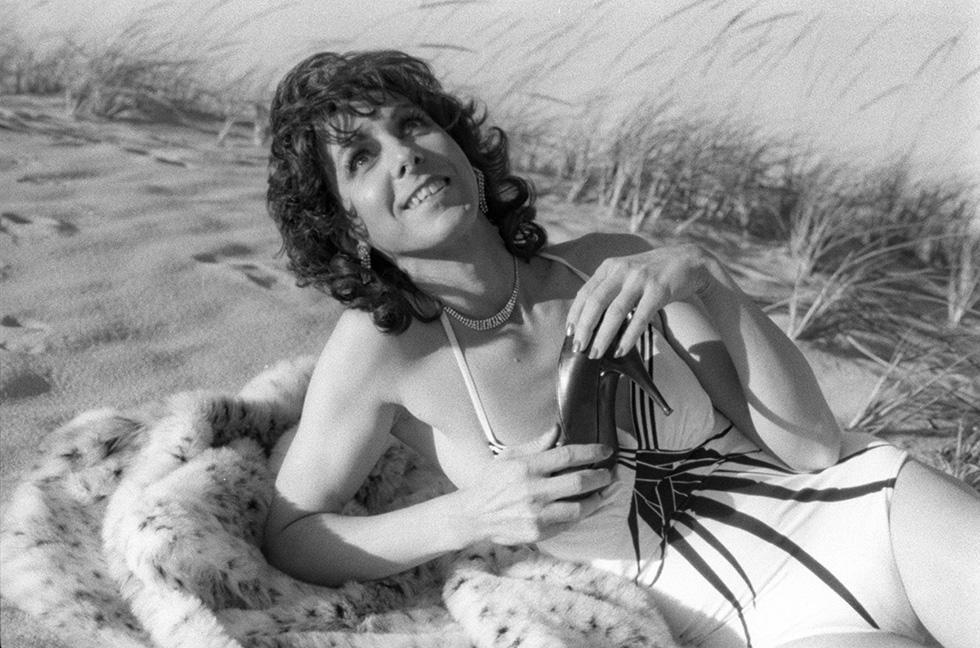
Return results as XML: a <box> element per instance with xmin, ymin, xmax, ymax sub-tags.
<box><xmin>392</xmin><ymin>142</ymin><xmax>423</xmax><ymax>179</ymax></box>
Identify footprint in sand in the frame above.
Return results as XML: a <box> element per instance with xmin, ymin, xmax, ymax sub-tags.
<box><xmin>0</xmin><ymin>155</ymin><xmax>22</xmax><ymax>172</ymax></box>
<box><xmin>192</xmin><ymin>243</ymin><xmax>281</xmax><ymax>290</ymax></box>
<box><xmin>0</xmin><ymin>315</ymin><xmax>53</xmax><ymax>354</ymax></box>
<box><xmin>1</xmin><ymin>316</ymin><xmax>54</xmax><ymax>399</ymax></box>
<box><xmin>0</xmin><ymin>211</ymin><xmax>78</xmax><ymax>242</ymax></box>
<box><xmin>121</xmin><ymin>145</ymin><xmax>196</xmax><ymax>168</ymax></box>
<box><xmin>16</xmin><ymin>168</ymin><xmax>101</xmax><ymax>184</ymax></box>
<box><xmin>0</xmin><ymin>349</ymin><xmax>53</xmax><ymax>399</ymax></box>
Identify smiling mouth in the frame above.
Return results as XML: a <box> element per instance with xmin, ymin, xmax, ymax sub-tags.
<box><xmin>405</xmin><ymin>177</ymin><xmax>449</xmax><ymax>210</ymax></box>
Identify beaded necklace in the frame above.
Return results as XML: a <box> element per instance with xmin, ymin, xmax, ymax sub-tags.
<box><xmin>442</xmin><ymin>256</ymin><xmax>520</xmax><ymax>331</ymax></box>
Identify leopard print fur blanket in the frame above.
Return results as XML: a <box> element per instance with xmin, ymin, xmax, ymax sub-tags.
<box><xmin>0</xmin><ymin>357</ymin><xmax>680</xmax><ymax>648</ymax></box>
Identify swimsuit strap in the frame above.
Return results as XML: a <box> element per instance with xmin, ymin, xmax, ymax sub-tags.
<box><xmin>441</xmin><ymin>251</ymin><xmax>592</xmax><ymax>455</ymax></box>
<box><xmin>440</xmin><ymin>312</ymin><xmax>507</xmax><ymax>453</ymax></box>
<box><xmin>537</xmin><ymin>251</ymin><xmax>591</xmax><ymax>281</ymax></box>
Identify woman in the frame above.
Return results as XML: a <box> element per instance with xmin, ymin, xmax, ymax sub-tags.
<box><xmin>262</xmin><ymin>50</ymin><xmax>979</xmax><ymax>647</ymax></box>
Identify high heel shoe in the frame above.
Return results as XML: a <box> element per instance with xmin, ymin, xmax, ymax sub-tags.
<box><xmin>555</xmin><ymin>316</ymin><xmax>672</xmax><ymax>471</ymax></box>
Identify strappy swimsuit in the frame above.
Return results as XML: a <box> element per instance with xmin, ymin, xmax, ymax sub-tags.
<box><xmin>441</xmin><ymin>252</ymin><xmax>931</xmax><ymax>648</ymax></box>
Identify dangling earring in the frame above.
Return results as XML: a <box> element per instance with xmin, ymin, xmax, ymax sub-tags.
<box><xmin>356</xmin><ymin>241</ymin><xmax>371</xmax><ymax>271</ymax></box>
<box><xmin>474</xmin><ymin>167</ymin><xmax>489</xmax><ymax>215</ymax></box>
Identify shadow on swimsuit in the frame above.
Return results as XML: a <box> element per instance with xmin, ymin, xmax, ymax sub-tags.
<box><xmin>647</xmin><ymin>587</ymin><xmax>744</xmax><ymax>648</ymax></box>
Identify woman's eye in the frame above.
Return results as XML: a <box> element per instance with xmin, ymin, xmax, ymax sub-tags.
<box><xmin>348</xmin><ymin>151</ymin><xmax>370</xmax><ymax>172</ymax></box>
<box><xmin>402</xmin><ymin>113</ymin><xmax>429</xmax><ymax>132</ymax></box>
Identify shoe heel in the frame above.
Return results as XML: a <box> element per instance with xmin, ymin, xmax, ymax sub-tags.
<box><xmin>607</xmin><ymin>347</ymin><xmax>673</xmax><ymax>416</ymax></box>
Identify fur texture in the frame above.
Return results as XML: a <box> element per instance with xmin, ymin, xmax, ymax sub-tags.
<box><xmin>1</xmin><ymin>357</ymin><xmax>681</xmax><ymax>648</ymax></box>
<box><xmin>445</xmin><ymin>545</ymin><xmax>680</xmax><ymax>648</ymax></box>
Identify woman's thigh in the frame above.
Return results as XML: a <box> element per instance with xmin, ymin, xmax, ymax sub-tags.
<box><xmin>890</xmin><ymin>459</ymin><xmax>980</xmax><ymax>648</ymax></box>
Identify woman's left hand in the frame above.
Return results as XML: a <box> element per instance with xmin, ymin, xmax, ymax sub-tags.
<box><xmin>565</xmin><ymin>243</ymin><xmax>715</xmax><ymax>359</ymax></box>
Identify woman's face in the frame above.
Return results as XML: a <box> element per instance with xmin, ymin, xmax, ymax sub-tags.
<box><xmin>322</xmin><ymin>99</ymin><xmax>480</xmax><ymax>263</ymax></box>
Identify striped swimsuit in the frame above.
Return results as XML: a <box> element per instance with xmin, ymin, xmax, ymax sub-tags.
<box><xmin>441</xmin><ymin>252</ymin><xmax>931</xmax><ymax>648</ymax></box>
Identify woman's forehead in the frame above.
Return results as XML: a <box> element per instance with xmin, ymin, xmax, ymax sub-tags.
<box><xmin>323</xmin><ymin>93</ymin><xmax>418</xmax><ymax>121</ymax></box>
<box><xmin>317</xmin><ymin>98</ymin><xmax>418</xmax><ymax>141</ymax></box>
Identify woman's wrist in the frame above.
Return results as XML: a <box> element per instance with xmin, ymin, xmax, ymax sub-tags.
<box><xmin>693</xmin><ymin>247</ymin><xmax>727</xmax><ymax>299</ymax></box>
<box><xmin>440</xmin><ymin>488</ymin><xmax>484</xmax><ymax>550</ymax></box>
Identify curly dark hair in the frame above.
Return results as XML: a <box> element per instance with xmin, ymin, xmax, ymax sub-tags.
<box><xmin>266</xmin><ymin>50</ymin><xmax>546</xmax><ymax>334</ymax></box>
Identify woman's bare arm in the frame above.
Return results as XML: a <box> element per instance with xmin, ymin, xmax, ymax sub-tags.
<box><xmin>263</xmin><ymin>310</ymin><xmax>612</xmax><ymax>586</ymax></box>
<box><xmin>262</xmin><ymin>311</ymin><xmax>463</xmax><ymax>585</ymax></box>
<box><xmin>562</xmin><ymin>233</ymin><xmax>841</xmax><ymax>471</ymax></box>
<box><xmin>659</xmin><ymin>293</ymin><xmax>841</xmax><ymax>470</ymax></box>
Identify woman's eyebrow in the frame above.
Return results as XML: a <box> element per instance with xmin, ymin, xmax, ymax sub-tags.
<box><xmin>331</xmin><ymin>103</ymin><xmax>413</xmax><ymax>154</ymax></box>
<box><xmin>334</xmin><ymin>128</ymin><xmax>367</xmax><ymax>153</ymax></box>
<box><xmin>389</xmin><ymin>101</ymin><xmax>420</xmax><ymax>117</ymax></box>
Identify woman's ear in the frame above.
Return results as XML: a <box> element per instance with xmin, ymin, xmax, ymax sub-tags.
<box><xmin>345</xmin><ymin>215</ymin><xmax>370</xmax><ymax>243</ymax></box>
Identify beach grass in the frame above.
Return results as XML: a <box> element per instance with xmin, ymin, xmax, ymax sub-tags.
<box><xmin>2</xmin><ymin>0</ymin><xmax>977</xmax><ymax>456</ymax></box>
<box><xmin>0</xmin><ymin>2</ymin><xmax>271</xmax><ymax>127</ymax></box>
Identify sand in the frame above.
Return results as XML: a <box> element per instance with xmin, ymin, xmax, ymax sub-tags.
<box><xmin>0</xmin><ymin>95</ymin><xmax>893</xmax><ymax>647</ymax></box>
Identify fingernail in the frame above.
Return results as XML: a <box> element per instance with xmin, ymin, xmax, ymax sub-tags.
<box><xmin>588</xmin><ymin>346</ymin><xmax>600</xmax><ymax>360</ymax></box>
<box><xmin>599</xmin><ymin>487</ymin><xmax>613</xmax><ymax>500</ymax></box>
<box><xmin>601</xmin><ymin>445</ymin><xmax>613</xmax><ymax>457</ymax></box>
<box><xmin>614</xmin><ymin>345</ymin><xmax>626</xmax><ymax>358</ymax></box>
<box><xmin>572</xmin><ymin>340</ymin><xmax>582</xmax><ymax>354</ymax></box>
<box><xmin>565</xmin><ymin>322</ymin><xmax>574</xmax><ymax>338</ymax></box>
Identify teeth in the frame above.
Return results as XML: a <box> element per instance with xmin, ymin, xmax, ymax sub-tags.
<box><xmin>406</xmin><ymin>178</ymin><xmax>447</xmax><ymax>209</ymax></box>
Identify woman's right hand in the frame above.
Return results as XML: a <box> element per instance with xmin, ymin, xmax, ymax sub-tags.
<box><xmin>456</xmin><ymin>427</ymin><xmax>614</xmax><ymax>546</ymax></box>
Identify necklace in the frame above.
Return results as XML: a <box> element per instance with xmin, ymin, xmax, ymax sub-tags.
<box><xmin>443</xmin><ymin>256</ymin><xmax>520</xmax><ymax>331</ymax></box>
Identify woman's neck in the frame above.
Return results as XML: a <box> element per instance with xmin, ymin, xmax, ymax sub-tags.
<box><xmin>399</xmin><ymin>233</ymin><xmax>516</xmax><ymax>320</ymax></box>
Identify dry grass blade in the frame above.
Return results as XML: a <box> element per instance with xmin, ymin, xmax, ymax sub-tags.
<box><xmin>857</xmin><ymin>82</ymin><xmax>907</xmax><ymax>112</ymax></box>
<box><xmin>787</xmin><ymin>234</ymin><xmax>930</xmax><ymax>340</ymax></box>
<box><xmin>914</xmin><ymin>34</ymin><xmax>959</xmax><ymax>79</ymax></box>
<box><xmin>739</xmin><ymin>11</ymin><xmax>801</xmax><ymax>34</ymax></box>
<box><xmin>418</xmin><ymin>0</ymin><xmax>485</xmax><ymax>8</ymax></box>
<box><xmin>957</xmin><ymin>64</ymin><xmax>980</xmax><ymax>85</ymax></box>
<box><xmin>935</xmin><ymin>423</ymin><xmax>980</xmax><ymax>489</ymax></box>
<box><xmin>846</xmin><ymin>331</ymin><xmax>980</xmax><ymax>434</ymax></box>
<box><xmin>418</xmin><ymin>43</ymin><xmax>476</xmax><ymax>54</ymax></box>
<box><xmin>661</xmin><ymin>0</ymin><xmax>716</xmax><ymax>25</ymax></box>
<box><xmin>945</xmin><ymin>208</ymin><xmax>980</xmax><ymax>327</ymax></box>
<box><xmin>844</xmin><ymin>334</ymin><xmax>906</xmax><ymax>430</ymax></box>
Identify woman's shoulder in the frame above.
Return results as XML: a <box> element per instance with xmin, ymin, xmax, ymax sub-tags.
<box><xmin>318</xmin><ymin>308</ymin><xmax>442</xmax><ymax>375</ymax></box>
<box><xmin>541</xmin><ymin>232</ymin><xmax>651</xmax><ymax>275</ymax></box>
<box><xmin>305</xmin><ymin>308</ymin><xmax>445</xmax><ymax>409</ymax></box>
